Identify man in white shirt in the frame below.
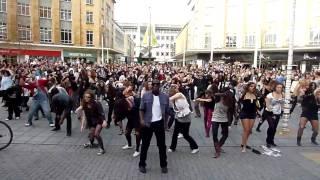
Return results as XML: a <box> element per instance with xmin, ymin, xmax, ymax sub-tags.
<box><xmin>138</xmin><ymin>80</ymin><xmax>169</xmax><ymax>174</ymax></box>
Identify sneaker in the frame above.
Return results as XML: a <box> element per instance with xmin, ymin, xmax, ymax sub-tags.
<box><xmin>25</xmin><ymin>123</ymin><xmax>32</xmax><ymax>127</ymax></box>
<box><xmin>167</xmin><ymin>148</ymin><xmax>173</xmax><ymax>153</ymax></box>
<box><xmin>15</xmin><ymin>117</ymin><xmax>20</xmax><ymax>120</ymax></box>
<box><xmin>49</xmin><ymin>123</ymin><xmax>55</xmax><ymax>127</ymax></box>
<box><xmin>5</xmin><ymin>118</ymin><xmax>11</xmax><ymax>121</ymax></box>
<box><xmin>178</xmin><ymin>133</ymin><xmax>183</xmax><ymax>139</ymax></box>
<box><xmin>83</xmin><ymin>143</ymin><xmax>92</xmax><ymax>148</ymax></box>
<box><xmin>51</xmin><ymin>127</ymin><xmax>61</xmax><ymax>131</ymax></box>
<box><xmin>133</xmin><ymin>151</ymin><xmax>140</xmax><ymax>157</ymax></box>
<box><xmin>191</xmin><ymin>148</ymin><xmax>199</xmax><ymax>154</ymax></box>
<box><xmin>122</xmin><ymin>145</ymin><xmax>133</xmax><ymax>150</ymax></box>
<box><xmin>97</xmin><ymin>149</ymin><xmax>105</xmax><ymax>155</ymax></box>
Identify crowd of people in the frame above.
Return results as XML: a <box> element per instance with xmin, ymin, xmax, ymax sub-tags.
<box><xmin>0</xmin><ymin>59</ymin><xmax>319</xmax><ymax>174</ymax></box>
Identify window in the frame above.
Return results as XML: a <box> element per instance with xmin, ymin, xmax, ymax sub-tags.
<box><xmin>18</xmin><ymin>24</ymin><xmax>31</xmax><ymax>41</ymax></box>
<box><xmin>245</xmin><ymin>34</ymin><xmax>255</xmax><ymax>48</ymax></box>
<box><xmin>265</xmin><ymin>33</ymin><xmax>276</xmax><ymax>47</ymax></box>
<box><xmin>60</xmin><ymin>9</ymin><xmax>72</xmax><ymax>21</ymax></box>
<box><xmin>40</xmin><ymin>6</ymin><xmax>51</xmax><ymax>19</ymax></box>
<box><xmin>171</xmin><ymin>52</ymin><xmax>174</xmax><ymax>56</ymax></box>
<box><xmin>161</xmin><ymin>36</ymin><xmax>164</xmax><ymax>40</ymax></box>
<box><xmin>166</xmin><ymin>44</ymin><xmax>169</xmax><ymax>48</ymax></box>
<box><xmin>166</xmin><ymin>36</ymin><xmax>169</xmax><ymax>40</ymax></box>
<box><xmin>61</xmin><ymin>0</ymin><xmax>71</xmax><ymax>2</ymax></box>
<box><xmin>40</xmin><ymin>27</ymin><xmax>52</xmax><ymax>43</ymax></box>
<box><xmin>225</xmin><ymin>35</ymin><xmax>237</xmax><ymax>47</ymax></box>
<box><xmin>86</xmin><ymin>0</ymin><xmax>93</xmax><ymax>5</ymax></box>
<box><xmin>165</xmin><ymin>52</ymin><xmax>169</xmax><ymax>56</ymax></box>
<box><xmin>86</xmin><ymin>12</ymin><xmax>93</xmax><ymax>23</ymax></box>
<box><xmin>171</xmin><ymin>36</ymin><xmax>174</xmax><ymax>41</ymax></box>
<box><xmin>61</xmin><ymin>29</ymin><xmax>72</xmax><ymax>44</ymax></box>
<box><xmin>86</xmin><ymin>30</ymin><xmax>93</xmax><ymax>46</ymax></box>
<box><xmin>156</xmin><ymin>52</ymin><xmax>159</xmax><ymax>56</ymax></box>
<box><xmin>17</xmin><ymin>3</ymin><xmax>30</xmax><ymax>16</ymax></box>
<box><xmin>161</xmin><ymin>52</ymin><xmax>164</xmax><ymax>56</ymax></box>
<box><xmin>0</xmin><ymin>22</ymin><xmax>7</xmax><ymax>40</ymax></box>
<box><xmin>156</xmin><ymin>35</ymin><xmax>159</xmax><ymax>40</ymax></box>
<box><xmin>309</xmin><ymin>28</ymin><xmax>320</xmax><ymax>46</ymax></box>
<box><xmin>0</xmin><ymin>0</ymin><xmax>6</xmax><ymax>12</ymax></box>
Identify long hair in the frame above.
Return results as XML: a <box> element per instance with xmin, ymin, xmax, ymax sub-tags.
<box><xmin>81</xmin><ymin>90</ymin><xmax>95</xmax><ymax>108</ymax></box>
<box><xmin>241</xmin><ymin>82</ymin><xmax>256</xmax><ymax>100</ymax></box>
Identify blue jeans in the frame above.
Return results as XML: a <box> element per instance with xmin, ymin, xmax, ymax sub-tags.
<box><xmin>28</xmin><ymin>99</ymin><xmax>53</xmax><ymax>125</ymax></box>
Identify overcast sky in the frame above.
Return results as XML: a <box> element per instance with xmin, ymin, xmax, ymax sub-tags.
<box><xmin>114</xmin><ymin>0</ymin><xmax>191</xmax><ymax>25</ymax></box>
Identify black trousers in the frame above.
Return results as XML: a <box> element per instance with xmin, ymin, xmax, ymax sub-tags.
<box><xmin>265</xmin><ymin>111</ymin><xmax>280</xmax><ymax>144</ymax></box>
<box><xmin>7</xmin><ymin>98</ymin><xmax>20</xmax><ymax>119</ymax></box>
<box><xmin>167</xmin><ymin>107</ymin><xmax>175</xmax><ymax>129</ymax></box>
<box><xmin>55</xmin><ymin>111</ymin><xmax>72</xmax><ymax>135</ymax></box>
<box><xmin>107</xmin><ymin>101</ymin><xmax>114</xmax><ymax>125</ymax></box>
<box><xmin>169</xmin><ymin>120</ymin><xmax>198</xmax><ymax>150</ymax></box>
<box><xmin>212</xmin><ymin>121</ymin><xmax>229</xmax><ymax>146</ymax></box>
<box><xmin>139</xmin><ymin>120</ymin><xmax>167</xmax><ymax>168</ymax></box>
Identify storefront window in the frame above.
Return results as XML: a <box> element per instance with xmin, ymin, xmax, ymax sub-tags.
<box><xmin>61</xmin><ymin>29</ymin><xmax>72</xmax><ymax>44</ymax></box>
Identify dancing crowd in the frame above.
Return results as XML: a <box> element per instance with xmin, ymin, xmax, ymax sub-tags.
<box><xmin>0</xmin><ymin>59</ymin><xmax>319</xmax><ymax>174</ymax></box>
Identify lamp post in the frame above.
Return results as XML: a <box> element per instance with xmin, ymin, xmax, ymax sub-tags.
<box><xmin>281</xmin><ymin>0</ymin><xmax>297</xmax><ymax>134</ymax></box>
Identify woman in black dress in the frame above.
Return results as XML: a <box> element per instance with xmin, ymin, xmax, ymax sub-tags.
<box><xmin>82</xmin><ymin>90</ymin><xmax>107</xmax><ymax>155</ymax></box>
<box><xmin>297</xmin><ymin>82</ymin><xmax>319</xmax><ymax>146</ymax></box>
<box><xmin>240</xmin><ymin>82</ymin><xmax>259</xmax><ymax>152</ymax></box>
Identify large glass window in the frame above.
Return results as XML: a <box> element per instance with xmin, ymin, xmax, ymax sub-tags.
<box><xmin>86</xmin><ymin>0</ymin><xmax>93</xmax><ymax>5</ymax></box>
<box><xmin>264</xmin><ymin>33</ymin><xmax>277</xmax><ymax>47</ymax></box>
<box><xmin>17</xmin><ymin>3</ymin><xmax>30</xmax><ymax>16</ymax></box>
<box><xmin>226</xmin><ymin>34</ymin><xmax>237</xmax><ymax>48</ymax></box>
<box><xmin>245</xmin><ymin>34</ymin><xmax>255</xmax><ymax>48</ymax></box>
<box><xmin>0</xmin><ymin>0</ymin><xmax>6</xmax><ymax>12</ymax></box>
<box><xmin>60</xmin><ymin>9</ymin><xmax>72</xmax><ymax>21</ymax></box>
<box><xmin>40</xmin><ymin>27</ymin><xmax>52</xmax><ymax>43</ymax></box>
<box><xmin>86</xmin><ymin>12</ymin><xmax>93</xmax><ymax>24</ymax></box>
<box><xmin>40</xmin><ymin>6</ymin><xmax>51</xmax><ymax>19</ymax></box>
<box><xmin>61</xmin><ymin>29</ymin><xmax>72</xmax><ymax>44</ymax></box>
<box><xmin>0</xmin><ymin>22</ymin><xmax>7</xmax><ymax>40</ymax></box>
<box><xmin>86</xmin><ymin>30</ymin><xmax>93</xmax><ymax>46</ymax></box>
<box><xmin>309</xmin><ymin>28</ymin><xmax>320</xmax><ymax>46</ymax></box>
<box><xmin>18</xmin><ymin>24</ymin><xmax>31</xmax><ymax>41</ymax></box>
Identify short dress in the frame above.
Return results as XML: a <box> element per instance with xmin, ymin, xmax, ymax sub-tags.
<box><xmin>301</xmin><ymin>94</ymin><xmax>319</xmax><ymax>121</ymax></box>
<box><xmin>239</xmin><ymin>99</ymin><xmax>257</xmax><ymax>120</ymax></box>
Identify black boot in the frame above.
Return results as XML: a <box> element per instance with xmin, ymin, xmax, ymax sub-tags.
<box><xmin>311</xmin><ymin>137</ymin><xmax>318</xmax><ymax>145</ymax></box>
<box><xmin>297</xmin><ymin>137</ymin><xmax>302</xmax><ymax>146</ymax></box>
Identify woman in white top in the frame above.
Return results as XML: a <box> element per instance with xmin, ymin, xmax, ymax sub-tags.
<box><xmin>211</xmin><ymin>88</ymin><xmax>233</xmax><ymax>158</ymax></box>
<box><xmin>264</xmin><ymin>83</ymin><xmax>284</xmax><ymax>148</ymax></box>
<box><xmin>167</xmin><ymin>86</ymin><xmax>199</xmax><ymax>154</ymax></box>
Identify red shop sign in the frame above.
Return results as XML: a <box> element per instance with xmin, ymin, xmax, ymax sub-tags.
<box><xmin>0</xmin><ymin>48</ymin><xmax>61</xmax><ymax>57</ymax></box>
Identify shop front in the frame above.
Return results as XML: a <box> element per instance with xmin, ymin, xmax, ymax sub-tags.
<box><xmin>0</xmin><ymin>48</ymin><xmax>61</xmax><ymax>64</ymax></box>
<box><xmin>63</xmin><ymin>51</ymin><xmax>97</xmax><ymax>64</ymax></box>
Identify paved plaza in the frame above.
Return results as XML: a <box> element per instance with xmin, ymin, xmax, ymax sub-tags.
<box><xmin>0</xmin><ymin>104</ymin><xmax>319</xmax><ymax>180</ymax></box>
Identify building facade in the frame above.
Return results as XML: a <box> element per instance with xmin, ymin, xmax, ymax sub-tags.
<box><xmin>0</xmin><ymin>0</ymin><xmax>131</xmax><ymax>63</ymax></box>
<box><xmin>119</xmin><ymin>23</ymin><xmax>181</xmax><ymax>62</ymax></box>
<box><xmin>175</xmin><ymin>0</ymin><xmax>320</xmax><ymax>70</ymax></box>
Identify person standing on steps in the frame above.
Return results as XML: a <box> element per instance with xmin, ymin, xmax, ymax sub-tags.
<box><xmin>138</xmin><ymin>79</ymin><xmax>169</xmax><ymax>174</ymax></box>
<box><xmin>167</xmin><ymin>86</ymin><xmax>199</xmax><ymax>154</ymax></box>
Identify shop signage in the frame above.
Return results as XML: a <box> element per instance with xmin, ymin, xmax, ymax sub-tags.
<box><xmin>63</xmin><ymin>51</ymin><xmax>96</xmax><ymax>58</ymax></box>
<box><xmin>0</xmin><ymin>48</ymin><xmax>61</xmax><ymax>57</ymax></box>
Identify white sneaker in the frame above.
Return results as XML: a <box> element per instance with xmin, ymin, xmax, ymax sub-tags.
<box><xmin>49</xmin><ymin>123</ymin><xmax>55</xmax><ymax>127</ymax></box>
<box><xmin>5</xmin><ymin>118</ymin><xmax>11</xmax><ymax>121</ymax></box>
<box><xmin>191</xmin><ymin>149</ymin><xmax>199</xmax><ymax>154</ymax></box>
<box><xmin>167</xmin><ymin>148</ymin><xmax>173</xmax><ymax>153</ymax></box>
<box><xmin>178</xmin><ymin>133</ymin><xmax>183</xmax><ymax>139</ymax></box>
<box><xmin>25</xmin><ymin>123</ymin><xmax>31</xmax><ymax>127</ymax></box>
<box><xmin>133</xmin><ymin>151</ymin><xmax>140</xmax><ymax>157</ymax></box>
<box><xmin>122</xmin><ymin>145</ymin><xmax>133</xmax><ymax>150</ymax></box>
<box><xmin>15</xmin><ymin>117</ymin><xmax>20</xmax><ymax>120</ymax></box>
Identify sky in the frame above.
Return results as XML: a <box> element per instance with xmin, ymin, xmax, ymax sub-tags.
<box><xmin>114</xmin><ymin>0</ymin><xmax>191</xmax><ymax>25</ymax></box>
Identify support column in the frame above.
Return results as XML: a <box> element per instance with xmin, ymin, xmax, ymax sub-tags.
<box><xmin>31</xmin><ymin>0</ymin><xmax>40</xmax><ymax>43</ymax></box>
<box><xmin>52</xmin><ymin>0</ymin><xmax>60</xmax><ymax>44</ymax></box>
<box><xmin>7</xmin><ymin>0</ymin><xmax>17</xmax><ymax>42</ymax></box>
